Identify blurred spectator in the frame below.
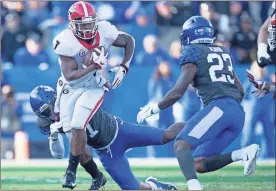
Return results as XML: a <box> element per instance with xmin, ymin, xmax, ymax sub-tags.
<box><xmin>13</xmin><ymin>30</ymin><xmax>50</xmax><ymax>69</ymax></box>
<box><xmin>156</xmin><ymin>2</ymin><xmax>195</xmax><ymax>26</ymax></box>
<box><xmin>135</xmin><ymin>34</ymin><xmax>172</xmax><ymax>67</ymax></box>
<box><xmin>200</xmin><ymin>2</ymin><xmax>230</xmax><ymax>37</ymax></box>
<box><xmin>1</xmin><ymin>71</ymin><xmax>9</xmax><ymax>87</ymax></box>
<box><xmin>215</xmin><ymin>34</ymin><xmax>239</xmax><ymax>64</ymax></box>
<box><xmin>169</xmin><ymin>40</ymin><xmax>181</xmax><ymax>65</ymax></box>
<box><xmin>229</xmin><ymin>1</ymin><xmax>244</xmax><ymax>32</ymax></box>
<box><xmin>94</xmin><ymin>2</ymin><xmax>131</xmax><ymax>24</ymax></box>
<box><xmin>148</xmin><ymin>61</ymin><xmax>175</xmax><ymax>128</ymax></box>
<box><xmin>22</xmin><ymin>1</ymin><xmax>51</xmax><ymax>28</ymax></box>
<box><xmin>50</xmin><ymin>1</ymin><xmax>74</xmax><ymax>21</ymax></box>
<box><xmin>1</xmin><ymin>85</ymin><xmax>22</xmax><ymax>159</ymax></box>
<box><xmin>1</xmin><ymin>12</ymin><xmax>27</xmax><ymax>63</ymax></box>
<box><xmin>148</xmin><ymin>61</ymin><xmax>175</xmax><ymax>156</ymax></box>
<box><xmin>231</xmin><ymin>13</ymin><xmax>257</xmax><ymax>64</ymax></box>
<box><xmin>242</xmin><ymin>62</ymin><xmax>275</xmax><ymax>158</ymax></box>
<box><xmin>1</xmin><ymin>1</ymin><xmax>25</xmax><ymax>22</ymax></box>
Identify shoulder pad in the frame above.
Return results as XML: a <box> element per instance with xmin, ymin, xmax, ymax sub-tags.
<box><xmin>53</xmin><ymin>29</ymin><xmax>79</xmax><ymax>57</ymax></box>
<box><xmin>179</xmin><ymin>45</ymin><xmax>202</xmax><ymax>66</ymax></box>
<box><xmin>98</xmin><ymin>21</ymin><xmax>118</xmax><ymax>41</ymax></box>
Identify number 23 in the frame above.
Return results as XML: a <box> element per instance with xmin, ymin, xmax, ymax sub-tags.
<box><xmin>208</xmin><ymin>53</ymin><xmax>235</xmax><ymax>84</ymax></box>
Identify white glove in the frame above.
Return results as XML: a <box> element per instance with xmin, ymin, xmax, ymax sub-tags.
<box><xmin>109</xmin><ymin>65</ymin><xmax>127</xmax><ymax>89</ymax></box>
<box><xmin>257</xmin><ymin>43</ymin><xmax>272</xmax><ymax>67</ymax></box>
<box><xmin>95</xmin><ymin>76</ymin><xmax>109</xmax><ymax>92</ymax></box>
<box><xmin>246</xmin><ymin>69</ymin><xmax>270</xmax><ymax>98</ymax></box>
<box><xmin>137</xmin><ymin>103</ymin><xmax>160</xmax><ymax>124</ymax></box>
<box><xmin>92</xmin><ymin>47</ymin><xmax>108</xmax><ymax>69</ymax></box>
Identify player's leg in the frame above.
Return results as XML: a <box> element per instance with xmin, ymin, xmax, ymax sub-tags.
<box><xmin>96</xmin><ymin>123</ymin><xmax>177</xmax><ymax>190</ymax></box>
<box><xmin>65</xmin><ymin>132</ymin><xmax>106</xmax><ymax>190</ymax></box>
<box><xmin>97</xmin><ymin>150</ymin><xmax>177</xmax><ymax>190</ymax></box>
<box><xmin>60</xmin><ymin>87</ymin><xmax>86</xmax><ymax>189</ymax></box>
<box><xmin>63</xmin><ymin>88</ymin><xmax>104</xmax><ymax>189</ymax></box>
<box><xmin>80</xmin><ymin>145</ymin><xmax>107</xmax><ymax>190</ymax></box>
<box><xmin>173</xmin><ymin>101</ymin><xmax>236</xmax><ymax>190</ymax></box>
<box><xmin>194</xmin><ymin>130</ymin><xmax>260</xmax><ymax>175</ymax></box>
<box><xmin>116</xmin><ymin>118</ymin><xmax>184</xmax><ymax>150</ymax></box>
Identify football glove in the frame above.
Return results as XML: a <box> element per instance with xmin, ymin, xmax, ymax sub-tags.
<box><xmin>92</xmin><ymin>47</ymin><xmax>108</xmax><ymax>69</ymax></box>
<box><xmin>137</xmin><ymin>103</ymin><xmax>160</xmax><ymax>124</ymax></box>
<box><xmin>257</xmin><ymin>43</ymin><xmax>273</xmax><ymax>68</ymax></box>
<box><xmin>108</xmin><ymin>65</ymin><xmax>128</xmax><ymax>89</ymax></box>
<box><xmin>95</xmin><ymin>76</ymin><xmax>109</xmax><ymax>92</ymax></box>
<box><xmin>246</xmin><ymin>69</ymin><xmax>270</xmax><ymax>98</ymax></box>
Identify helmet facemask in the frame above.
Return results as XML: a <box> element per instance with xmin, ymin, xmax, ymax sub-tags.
<box><xmin>70</xmin><ymin>15</ymin><xmax>98</xmax><ymax>40</ymax></box>
<box><xmin>36</xmin><ymin>98</ymin><xmax>56</xmax><ymax>123</ymax></box>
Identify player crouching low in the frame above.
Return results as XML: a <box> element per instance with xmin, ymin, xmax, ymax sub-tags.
<box><xmin>30</xmin><ymin>85</ymin><xmax>179</xmax><ymax>190</ymax></box>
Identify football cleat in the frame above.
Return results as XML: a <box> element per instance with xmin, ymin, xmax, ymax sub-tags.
<box><xmin>62</xmin><ymin>170</ymin><xmax>77</xmax><ymax>189</ymax></box>
<box><xmin>146</xmin><ymin>177</ymin><xmax>178</xmax><ymax>190</ymax></box>
<box><xmin>89</xmin><ymin>172</ymin><xmax>107</xmax><ymax>190</ymax></box>
<box><xmin>242</xmin><ymin>144</ymin><xmax>260</xmax><ymax>176</ymax></box>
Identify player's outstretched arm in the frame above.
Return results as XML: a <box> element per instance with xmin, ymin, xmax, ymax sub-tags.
<box><xmin>158</xmin><ymin>64</ymin><xmax>197</xmax><ymax>109</ymax></box>
<box><xmin>49</xmin><ymin>132</ymin><xmax>65</xmax><ymax>159</ymax></box>
<box><xmin>137</xmin><ymin>64</ymin><xmax>197</xmax><ymax>124</ymax></box>
<box><xmin>109</xmin><ymin>32</ymin><xmax>135</xmax><ymax>89</ymax></box>
<box><xmin>60</xmin><ymin>55</ymin><xmax>100</xmax><ymax>81</ymax></box>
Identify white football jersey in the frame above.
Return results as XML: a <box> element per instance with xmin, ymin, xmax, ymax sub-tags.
<box><xmin>53</xmin><ymin>20</ymin><xmax>118</xmax><ymax>88</ymax></box>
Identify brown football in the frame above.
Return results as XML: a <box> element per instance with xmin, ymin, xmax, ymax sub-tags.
<box><xmin>82</xmin><ymin>46</ymin><xmax>106</xmax><ymax>68</ymax></box>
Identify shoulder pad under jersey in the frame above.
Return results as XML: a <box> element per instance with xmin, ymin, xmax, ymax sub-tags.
<box><xmin>179</xmin><ymin>45</ymin><xmax>202</xmax><ymax>66</ymax></box>
<box><xmin>98</xmin><ymin>20</ymin><xmax>119</xmax><ymax>42</ymax></box>
<box><xmin>53</xmin><ymin>29</ymin><xmax>79</xmax><ymax>57</ymax></box>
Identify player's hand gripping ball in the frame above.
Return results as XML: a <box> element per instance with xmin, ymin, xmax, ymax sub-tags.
<box><xmin>83</xmin><ymin>46</ymin><xmax>108</xmax><ymax>69</ymax></box>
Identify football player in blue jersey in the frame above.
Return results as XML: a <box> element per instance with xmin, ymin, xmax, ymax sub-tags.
<box><xmin>137</xmin><ymin>16</ymin><xmax>260</xmax><ymax>190</ymax></box>
<box><xmin>30</xmin><ymin>85</ymin><xmax>179</xmax><ymax>190</ymax></box>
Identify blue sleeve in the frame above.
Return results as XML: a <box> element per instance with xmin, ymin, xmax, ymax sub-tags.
<box><xmin>178</xmin><ymin>45</ymin><xmax>202</xmax><ymax>67</ymax></box>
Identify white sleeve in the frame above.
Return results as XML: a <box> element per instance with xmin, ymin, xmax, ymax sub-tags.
<box><xmin>53</xmin><ymin>30</ymin><xmax>77</xmax><ymax>57</ymax></box>
<box><xmin>49</xmin><ymin>132</ymin><xmax>65</xmax><ymax>159</ymax></box>
<box><xmin>99</xmin><ymin>21</ymin><xmax>119</xmax><ymax>42</ymax></box>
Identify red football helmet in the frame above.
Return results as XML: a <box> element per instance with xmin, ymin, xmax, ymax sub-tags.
<box><xmin>68</xmin><ymin>1</ymin><xmax>98</xmax><ymax>40</ymax></box>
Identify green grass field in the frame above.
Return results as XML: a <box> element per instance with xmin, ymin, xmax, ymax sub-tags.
<box><xmin>1</xmin><ymin>164</ymin><xmax>275</xmax><ymax>190</ymax></box>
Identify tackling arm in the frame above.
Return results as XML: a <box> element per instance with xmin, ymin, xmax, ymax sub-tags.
<box><xmin>158</xmin><ymin>64</ymin><xmax>197</xmax><ymax>109</ymax></box>
<box><xmin>49</xmin><ymin>132</ymin><xmax>65</xmax><ymax>159</ymax></box>
<box><xmin>137</xmin><ymin>64</ymin><xmax>197</xmax><ymax>123</ymax></box>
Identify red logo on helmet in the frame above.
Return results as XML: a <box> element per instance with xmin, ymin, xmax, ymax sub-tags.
<box><xmin>68</xmin><ymin>1</ymin><xmax>98</xmax><ymax>40</ymax></box>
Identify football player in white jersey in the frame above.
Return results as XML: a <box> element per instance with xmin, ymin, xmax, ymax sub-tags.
<box><xmin>52</xmin><ymin>1</ymin><xmax>135</xmax><ymax>189</ymax></box>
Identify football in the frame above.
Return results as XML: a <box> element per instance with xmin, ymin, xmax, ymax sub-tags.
<box><xmin>82</xmin><ymin>46</ymin><xmax>106</xmax><ymax>68</ymax></box>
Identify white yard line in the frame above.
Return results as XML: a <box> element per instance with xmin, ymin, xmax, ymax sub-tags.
<box><xmin>1</xmin><ymin>158</ymin><xmax>274</xmax><ymax>167</ymax></box>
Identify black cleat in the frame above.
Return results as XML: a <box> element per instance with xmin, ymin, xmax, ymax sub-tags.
<box><xmin>89</xmin><ymin>172</ymin><xmax>107</xmax><ymax>190</ymax></box>
<box><xmin>146</xmin><ymin>177</ymin><xmax>178</xmax><ymax>190</ymax></box>
<box><xmin>62</xmin><ymin>170</ymin><xmax>77</xmax><ymax>190</ymax></box>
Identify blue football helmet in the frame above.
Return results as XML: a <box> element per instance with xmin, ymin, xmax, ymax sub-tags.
<box><xmin>30</xmin><ymin>85</ymin><xmax>56</xmax><ymax>134</ymax></box>
<box><xmin>180</xmin><ymin>16</ymin><xmax>214</xmax><ymax>46</ymax></box>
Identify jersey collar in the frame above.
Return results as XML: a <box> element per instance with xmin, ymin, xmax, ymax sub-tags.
<box><xmin>76</xmin><ymin>31</ymin><xmax>100</xmax><ymax>50</ymax></box>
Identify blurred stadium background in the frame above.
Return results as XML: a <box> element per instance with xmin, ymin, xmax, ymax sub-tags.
<box><xmin>1</xmin><ymin>1</ymin><xmax>275</xmax><ymax>190</ymax></box>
